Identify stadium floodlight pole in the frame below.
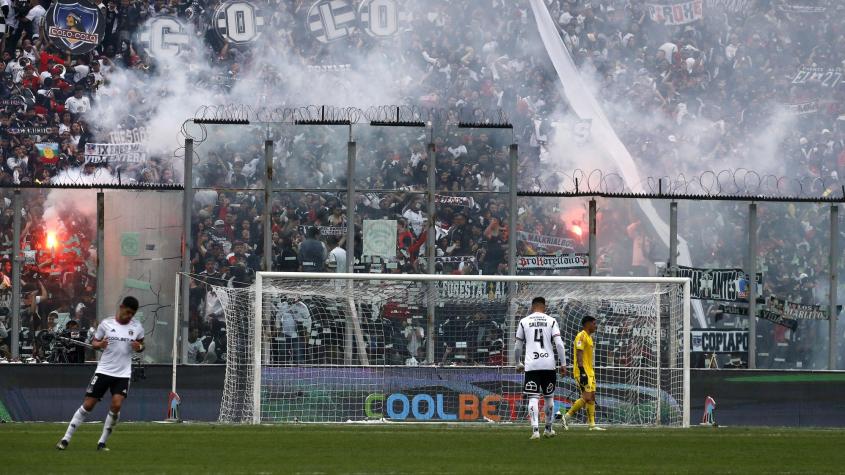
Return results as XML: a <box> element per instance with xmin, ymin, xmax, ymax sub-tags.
<box><xmin>96</xmin><ymin>191</ymin><xmax>105</xmax><ymax>320</ymax></box>
<box><xmin>588</xmin><ymin>199</ymin><xmax>597</xmax><ymax>275</ymax></box>
<box><xmin>506</xmin><ymin>144</ymin><xmax>518</xmax><ymax>366</ymax></box>
<box><xmin>747</xmin><ymin>203</ymin><xmax>758</xmax><ymax>369</ymax></box>
<box><xmin>262</xmin><ymin>139</ymin><xmax>273</xmax><ymax>272</ymax></box>
<box><xmin>829</xmin><ymin>205</ymin><xmax>839</xmax><ymax>369</ymax></box>
<box><xmin>10</xmin><ymin>189</ymin><xmax>22</xmax><ymax>360</ymax></box>
<box><xmin>426</xmin><ymin>141</ymin><xmax>436</xmax><ymax>364</ymax></box>
<box><xmin>180</xmin><ymin>138</ymin><xmax>194</xmax><ymax>364</ymax></box>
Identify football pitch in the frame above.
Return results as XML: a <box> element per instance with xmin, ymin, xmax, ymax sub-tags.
<box><xmin>2</xmin><ymin>423</ymin><xmax>843</xmax><ymax>474</ymax></box>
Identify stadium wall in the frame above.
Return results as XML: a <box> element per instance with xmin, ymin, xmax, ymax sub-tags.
<box><xmin>1</xmin><ymin>366</ymin><xmax>844</xmax><ymax>426</ymax></box>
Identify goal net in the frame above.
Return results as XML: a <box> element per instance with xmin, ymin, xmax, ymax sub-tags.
<box><xmin>213</xmin><ymin>273</ymin><xmax>690</xmax><ymax>427</ymax></box>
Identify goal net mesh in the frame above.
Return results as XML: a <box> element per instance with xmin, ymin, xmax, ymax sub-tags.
<box><xmin>211</xmin><ymin>275</ymin><xmax>687</xmax><ymax>426</ymax></box>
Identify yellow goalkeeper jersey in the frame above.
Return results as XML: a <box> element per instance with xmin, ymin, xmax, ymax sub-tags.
<box><xmin>573</xmin><ymin>330</ymin><xmax>595</xmax><ymax>378</ymax></box>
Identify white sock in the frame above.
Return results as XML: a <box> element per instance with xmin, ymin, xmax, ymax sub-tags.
<box><xmin>528</xmin><ymin>396</ymin><xmax>540</xmax><ymax>431</ymax></box>
<box><xmin>544</xmin><ymin>396</ymin><xmax>555</xmax><ymax>430</ymax></box>
<box><xmin>98</xmin><ymin>411</ymin><xmax>119</xmax><ymax>445</ymax></box>
<box><xmin>63</xmin><ymin>406</ymin><xmax>89</xmax><ymax>441</ymax></box>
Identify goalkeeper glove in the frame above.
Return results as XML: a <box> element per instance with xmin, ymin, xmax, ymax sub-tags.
<box><xmin>579</xmin><ymin>367</ymin><xmax>588</xmax><ymax>386</ymax></box>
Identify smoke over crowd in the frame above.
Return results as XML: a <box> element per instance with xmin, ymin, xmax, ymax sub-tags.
<box><xmin>0</xmin><ymin>0</ymin><xmax>843</xmax><ymax>368</ymax></box>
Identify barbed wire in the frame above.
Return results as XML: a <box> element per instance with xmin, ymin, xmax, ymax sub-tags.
<box><xmin>526</xmin><ymin>168</ymin><xmax>844</xmax><ymax>200</ymax></box>
<box><xmin>187</xmin><ymin>103</ymin><xmax>512</xmax><ymax>127</ymax></box>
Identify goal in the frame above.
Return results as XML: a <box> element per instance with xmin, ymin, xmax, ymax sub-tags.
<box><xmin>214</xmin><ymin>273</ymin><xmax>690</xmax><ymax>427</ymax></box>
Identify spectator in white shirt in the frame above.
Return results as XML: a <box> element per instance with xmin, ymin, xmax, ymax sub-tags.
<box><xmin>65</xmin><ymin>87</ymin><xmax>91</xmax><ymax>114</ymax></box>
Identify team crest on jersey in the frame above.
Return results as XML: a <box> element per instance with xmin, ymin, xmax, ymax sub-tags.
<box><xmin>129</xmin><ymin>330</ymin><xmax>134</xmax><ymax>336</ymax></box>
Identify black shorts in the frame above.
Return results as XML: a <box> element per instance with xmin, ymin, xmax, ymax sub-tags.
<box><xmin>85</xmin><ymin>373</ymin><xmax>130</xmax><ymax>400</ymax></box>
<box><xmin>523</xmin><ymin>370</ymin><xmax>557</xmax><ymax>396</ymax></box>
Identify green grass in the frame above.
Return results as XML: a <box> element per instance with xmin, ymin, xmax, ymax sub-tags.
<box><xmin>2</xmin><ymin>423</ymin><xmax>843</xmax><ymax>474</ymax></box>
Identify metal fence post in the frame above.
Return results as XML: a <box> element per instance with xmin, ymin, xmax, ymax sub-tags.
<box><xmin>589</xmin><ymin>199</ymin><xmax>597</xmax><ymax>275</ymax></box>
<box><xmin>830</xmin><ymin>205</ymin><xmax>839</xmax><ymax>370</ymax></box>
<box><xmin>10</xmin><ymin>189</ymin><xmax>21</xmax><ymax>360</ymax></box>
<box><xmin>747</xmin><ymin>203</ymin><xmax>758</xmax><ymax>369</ymax></box>
<box><xmin>180</xmin><ymin>138</ymin><xmax>194</xmax><ymax>364</ymax></box>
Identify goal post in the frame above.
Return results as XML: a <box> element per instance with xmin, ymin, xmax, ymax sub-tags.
<box><xmin>218</xmin><ymin>272</ymin><xmax>691</xmax><ymax>427</ymax></box>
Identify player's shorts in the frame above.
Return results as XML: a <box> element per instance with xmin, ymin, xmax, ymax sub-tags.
<box><xmin>577</xmin><ymin>374</ymin><xmax>597</xmax><ymax>393</ymax></box>
<box><xmin>523</xmin><ymin>370</ymin><xmax>557</xmax><ymax>396</ymax></box>
<box><xmin>85</xmin><ymin>373</ymin><xmax>130</xmax><ymax>400</ymax></box>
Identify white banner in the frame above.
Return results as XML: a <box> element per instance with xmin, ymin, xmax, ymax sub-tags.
<box><xmin>691</xmin><ymin>330</ymin><xmax>749</xmax><ymax>353</ymax></box>
<box><xmin>297</xmin><ymin>225</ymin><xmax>346</xmax><ymax>236</ymax></box>
<box><xmin>516</xmin><ymin>231</ymin><xmax>575</xmax><ymax>251</ymax></box>
<box><xmin>706</xmin><ymin>0</ymin><xmax>755</xmax><ymax>12</ymax></box>
<box><xmin>108</xmin><ymin>127</ymin><xmax>149</xmax><ymax>144</ymax></box>
<box><xmin>646</xmin><ymin>0</ymin><xmax>704</xmax><ymax>26</ymax></box>
<box><xmin>791</xmin><ymin>67</ymin><xmax>842</xmax><ymax>88</ymax></box>
<box><xmin>786</xmin><ymin>101</ymin><xmax>819</xmax><ymax>115</ymax></box>
<box><xmin>84</xmin><ymin>143</ymin><xmax>146</xmax><ymax>165</ymax></box>
<box><xmin>363</xmin><ymin>219</ymin><xmax>397</xmax><ymax>258</ymax></box>
<box><xmin>517</xmin><ymin>254</ymin><xmax>588</xmax><ymax>270</ymax></box>
<box><xmin>435</xmin><ymin>195</ymin><xmax>475</xmax><ymax>208</ymax></box>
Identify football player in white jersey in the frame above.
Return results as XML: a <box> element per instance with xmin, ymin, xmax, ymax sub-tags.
<box><xmin>57</xmin><ymin>296</ymin><xmax>144</xmax><ymax>451</ymax></box>
<box><xmin>514</xmin><ymin>297</ymin><xmax>567</xmax><ymax>439</ymax></box>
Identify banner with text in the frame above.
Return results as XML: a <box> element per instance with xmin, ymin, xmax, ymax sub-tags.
<box><xmin>517</xmin><ymin>254</ymin><xmax>589</xmax><ymax>270</ymax></box>
<box><xmin>84</xmin><ymin>143</ymin><xmax>146</xmax><ymax>165</ymax></box>
<box><xmin>673</xmin><ymin>266</ymin><xmax>762</xmax><ymax>302</ymax></box>
<box><xmin>691</xmin><ymin>329</ymin><xmax>749</xmax><ymax>353</ymax></box>
<box><xmin>646</xmin><ymin>0</ymin><xmax>704</xmax><ymax>26</ymax></box>
<box><xmin>517</xmin><ymin>231</ymin><xmax>575</xmax><ymax>251</ymax></box>
<box><xmin>791</xmin><ymin>67</ymin><xmax>842</xmax><ymax>88</ymax></box>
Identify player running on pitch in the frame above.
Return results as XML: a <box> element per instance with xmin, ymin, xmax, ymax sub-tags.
<box><xmin>514</xmin><ymin>297</ymin><xmax>567</xmax><ymax>440</ymax></box>
<box><xmin>57</xmin><ymin>296</ymin><xmax>144</xmax><ymax>451</ymax></box>
<box><xmin>562</xmin><ymin>315</ymin><xmax>604</xmax><ymax>431</ymax></box>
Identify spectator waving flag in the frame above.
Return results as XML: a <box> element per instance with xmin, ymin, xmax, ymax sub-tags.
<box><xmin>36</xmin><ymin>143</ymin><xmax>60</xmax><ymax>164</ymax></box>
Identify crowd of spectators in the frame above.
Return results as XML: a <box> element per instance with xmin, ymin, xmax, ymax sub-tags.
<box><xmin>0</xmin><ymin>0</ymin><xmax>843</xmax><ymax>367</ymax></box>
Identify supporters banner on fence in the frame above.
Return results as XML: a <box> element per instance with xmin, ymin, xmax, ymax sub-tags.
<box><xmin>645</xmin><ymin>0</ymin><xmax>704</xmax><ymax>26</ymax></box>
<box><xmin>437</xmin><ymin>281</ymin><xmax>508</xmax><ymax>301</ymax></box>
<box><xmin>757</xmin><ymin>307</ymin><xmax>799</xmax><ymax>330</ymax></box>
<box><xmin>84</xmin><ymin>143</ymin><xmax>146</xmax><ymax>164</ymax></box>
<box><xmin>517</xmin><ymin>254</ymin><xmax>589</xmax><ymax>270</ymax></box>
<box><xmin>691</xmin><ymin>329</ymin><xmax>749</xmax><ymax>353</ymax></box>
<box><xmin>516</xmin><ymin>231</ymin><xmax>575</xmax><ymax>251</ymax></box>
<box><xmin>767</xmin><ymin>296</ymin><xmax>830</xmax><ymax>320</ymax></box>
<box><xmin>673</xmin><ymin>266</ymin><xmax>762</xmax><ymax>302</ymax></box>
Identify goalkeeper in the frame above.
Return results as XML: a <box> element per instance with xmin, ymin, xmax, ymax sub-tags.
<box><xmin>562</xmin><ymin>315</ymin><xmax>604</xmax><ymax>431</ymax></box>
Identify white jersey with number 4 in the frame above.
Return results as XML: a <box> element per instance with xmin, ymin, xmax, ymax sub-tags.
<box><xmin>515</xmin><ymin>312</ymin><xmax>565</xmax><ymax>371</ymax></box>
<box><xmin>94</xmin><ymin>317</ymin><xmax>145</xmax><ymax>378</ymax></box>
